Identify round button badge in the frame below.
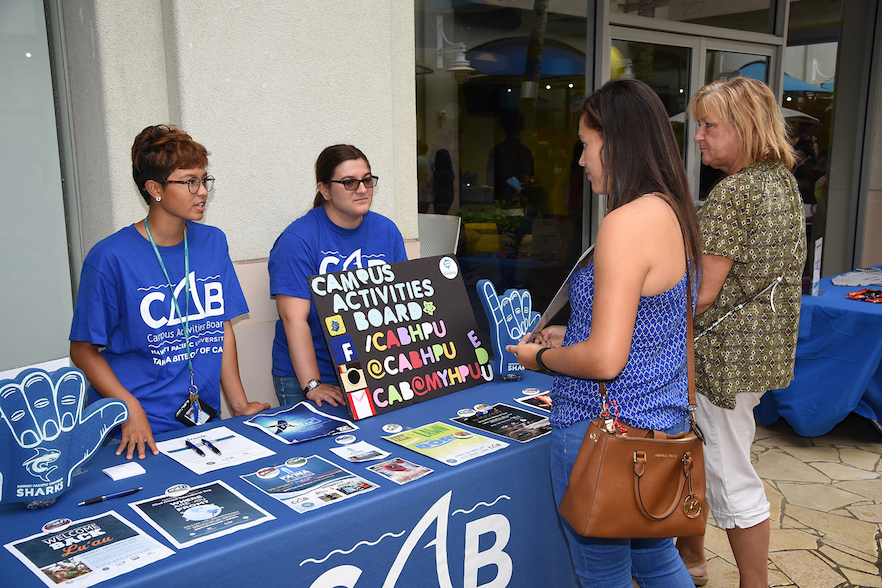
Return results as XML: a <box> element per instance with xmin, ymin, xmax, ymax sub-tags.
<box><xmin>457</xmin><ymin>408</ymin><xmax>476</xmax><ymax>417</ymax></box>
<box><xmin>165</xmin><ymin>484</ymin><xmax>190</xmax><ymax>497</ymax></box>
<box><xmin>522</xmin><ymin>387</ymin><xmax>541</xmax><ymax>396</ymax></box>
<box><xmin>382</xmin><ymin>423</ymin><xmax>403</xmax><ymax>434</ymax></box>
<box><xmin>42</xmin><ymin>518</ymin><xmax>72</xmax><ymax>533</ymax></box>
<box><xmin>473</xmin><ymin>404</ymin><xmax>492</xmax><ymax>415</ymax></box>
<box><xmin>335</xmin><ymin>434</ymin><xmax>356</xmax><ymax>444</ymax></box>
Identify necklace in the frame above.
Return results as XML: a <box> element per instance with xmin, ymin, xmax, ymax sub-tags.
<box><xmin>143</xmin><ymin>218</ymin><xmax>200</xmax><ymax>423</ymax></box>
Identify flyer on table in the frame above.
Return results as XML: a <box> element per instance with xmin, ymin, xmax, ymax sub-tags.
<box><xmin>4</xmin><ymin>511</ymin><xmax>173</xmax><ymax>588</ymax></box>
<box><xmin>156</xmin><ymin>425</ymin><xmax>276</xmax><ymax>475</ymax></box>
<box><xmin>515</xmin><ymin>392</ymin><xmax>552</xmax><ymax>413</ymax></box>
<box><xmin>244</xmin><ymin>402</ymin><xmax>358</xmax><ymax>444</ymax></box>
<box><xmin>452</xmin><ymin>403</ymin><xmax>551</xmax><ymax>442</ymax></box>
<box><xmin>367</xmin><ymin>457</ymin><xmax>433</xmax><ymax>485</ymax></box>
<box><xmin>240</xmin><ymin>455</ymin><xmax>378</xmax><ymax>514</ymax></box>
<box><xmin>383</xmin><ymin>421</ymin><xmax>508</xmax><ymax>465</ymax></box>
<box><xmin>129</xmin><ymin>480</ymin><xmax>274</xmax><ymax>549</ymax></box>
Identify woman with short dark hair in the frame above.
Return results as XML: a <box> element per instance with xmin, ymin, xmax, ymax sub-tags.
<box><xmin>70</xmin><ymin>124</ymin><xmax>269</xmax><ymax>460</ymax></box>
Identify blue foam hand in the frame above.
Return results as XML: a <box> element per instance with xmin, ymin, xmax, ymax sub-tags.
<box><xmin>0</xmin><ymin>367</ymin><xmax>128</xmax><ymax>504</ymax></box>
<box><xmin>477</xmin><ymin>280</ymin><xmax>540</xmax><ymax>378</ymax></box>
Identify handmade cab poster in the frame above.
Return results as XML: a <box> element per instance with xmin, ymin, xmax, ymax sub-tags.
<box><xmin>310</xmin><ymin>255</ymin><xmax>492</xmax><ymax>420</ymax></box>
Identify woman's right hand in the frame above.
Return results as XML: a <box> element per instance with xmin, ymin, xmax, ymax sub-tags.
<box><xmin>306</xmin><ymin>383</ymin><xmax>344</xmax><ymax>408</ymax></box>
<box><xmin>118</xmin><ymin>401</ymin><xmax>158</xmax><ymax>460</ymax></box>
<box><xmin>535</xmin><ymin>325</ymin><xmax>566</xmax><ymax>348</ymax></box>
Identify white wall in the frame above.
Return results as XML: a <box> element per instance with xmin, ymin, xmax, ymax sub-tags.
<box><xmin>62</xmin><ymin>0</ymin><xmax>418</xmax><ymax>408</ymax></box>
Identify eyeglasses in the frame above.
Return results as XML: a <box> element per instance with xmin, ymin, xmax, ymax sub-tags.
<box><xmin>328</xmin><ymin>176</ymin><xmax>379</xmax><ymax>191</ymax></box>
<box><xmin>164</xmin><ymin>176</ymin><xmax>215</xmax><ymax>194</ymax></box>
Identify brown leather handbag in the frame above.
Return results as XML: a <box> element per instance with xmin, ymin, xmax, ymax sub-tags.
<box><xmin>557</xmin><ymin>272</ymin><xmax>706</xmax><ymax>539</ymax></box>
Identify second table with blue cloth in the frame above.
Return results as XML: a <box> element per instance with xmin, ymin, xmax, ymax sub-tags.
<box><xmin>756</xmin><ymin>267</ymin><xmax>882</xmax><ymax>436</ymax></box>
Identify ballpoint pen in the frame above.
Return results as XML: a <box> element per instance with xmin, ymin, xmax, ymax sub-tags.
<box><xmin>78</xmin><ymin>487</ymin><xmax>143</xmax><ymax>506</ymax></box>
<box><xmin>185</xmin><ymin>439</ymin><xmax>205</xmax><ymax>457</ymax></box>
<box><xmin>202</xmin><ymin>438</ymin><xmax>222</xmax><ymax>455</ymax></box>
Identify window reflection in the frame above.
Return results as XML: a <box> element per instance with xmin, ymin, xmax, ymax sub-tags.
<box><xmin>415</xmin><ymin>1</ymin><xmax>588</xmax><ymax>341</ymax></box>
<box><xmin>609</xmin><ymin>0</ymin><xmax>772</xmax><ymax>35</ymax></box>
<box><xmin>784</xmin><ymin>0</ymin><xmax>842</xmax><ymax>276</ymax></box>
<box><xmin>610</xmin><ymin>40</ymin><xmax>690</xmax><ymax>163</ymax></box>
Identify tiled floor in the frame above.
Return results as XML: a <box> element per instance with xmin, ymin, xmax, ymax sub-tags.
<box><xmin>700</xmin><ymin>414</ymin><xmax>882</xmax><ymax>587</ymax></box>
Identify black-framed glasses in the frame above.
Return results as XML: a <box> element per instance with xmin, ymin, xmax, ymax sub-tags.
<box><xmin>164</xmin><ymin>176</ymin><xmax>215</xmax><ymax>194</ymax></box>
<box><xmin>328</xmin><ymin>176</ymin><xmax>379</xmax><ymax>191</ymax></box>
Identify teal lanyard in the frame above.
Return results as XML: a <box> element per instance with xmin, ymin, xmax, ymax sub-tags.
<box><xmin>144</xmin><ymin>218</ymin><xmax>200</xmax><ymax>423</ymax></box>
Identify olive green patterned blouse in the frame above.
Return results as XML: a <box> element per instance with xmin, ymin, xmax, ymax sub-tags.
<box><xmin>694</xmin><ymin>160</ymin><xmax>807</xmax><ymax>409</ymax></box>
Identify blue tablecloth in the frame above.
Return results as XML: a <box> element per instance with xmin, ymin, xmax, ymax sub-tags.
<box><xmin>756</xmin><ymin>273</ymin><xmax>882</xmax><ymax>436</ymax></box>
<box><xmin>0</xmin><ymin>372</ymin><xmax>579</xmax><ymax>588</ymax></box>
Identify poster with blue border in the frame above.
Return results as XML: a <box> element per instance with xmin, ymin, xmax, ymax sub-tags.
<box><xmin>310</xmin><ymin>256</ymin><xmax>492</xmax><ymax>420</ymax></box>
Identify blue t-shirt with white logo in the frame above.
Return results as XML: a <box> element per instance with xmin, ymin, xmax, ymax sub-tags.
<box><xmin>70</xmin><ymin>222</ymin><xmax>248</xmax><ymax>435</ymax></box>
<box><xmin>268</xmin><ymin>206</ymin><xmax>407</xmax><ymax>381</ymax></box>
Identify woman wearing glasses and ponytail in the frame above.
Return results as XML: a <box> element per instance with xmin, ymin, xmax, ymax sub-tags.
<box><xmin>70</xmin><ymin>124</ymin><xmax>269</xmax><ymax>461</ymax></box>
<box><xmin>269</xmin><ymin>145</ymin><xmax>407</xmax><ymax>408</ymax></box>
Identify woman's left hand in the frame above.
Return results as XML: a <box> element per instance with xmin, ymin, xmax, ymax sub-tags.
<box><xmin>231</xmin><ymin>400</ymin><xmax>271</xmax><ymax>417</ymax></box>
<box><xmin>506</xmin><ymin>332</ymin><xmax>546</xmax><ymax>371</ymax></box>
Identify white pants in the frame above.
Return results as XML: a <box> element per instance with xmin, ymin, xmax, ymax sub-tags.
<box><xmin>695</xmin><ymin>392</ymin><xmax>770</xmax><ymax>529</ymax></box>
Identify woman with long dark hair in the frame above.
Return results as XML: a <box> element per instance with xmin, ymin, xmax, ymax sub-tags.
<box><xmin>268</xmin><ymin>145</ymin><xmax>407</xmax><ymax>408</ymax></box>
<box><xmin>508</xmin><ymin>79</ymin><xmax>701</xmax><ymax>586</ymax></box>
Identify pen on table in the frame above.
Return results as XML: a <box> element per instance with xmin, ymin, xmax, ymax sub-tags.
<box><xmin>78</xmin><ymin>487</ymin><xmax>143</xmax><ymax>506</ymax></box>
<box><xmin>185</xmin><ymin>439</ymin><xmax>205</xmax><ymax>457</ymax></box>
<box><xmin>202</xmin><ymin>438</ymin><xmax>222</xmax><ymax>455</ymax></box>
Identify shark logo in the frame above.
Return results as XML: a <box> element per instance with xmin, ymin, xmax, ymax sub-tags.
<box><xmin>23</xmin><ymin>447</ymin><xmax>61</xmax><ymax>482</ymax></box>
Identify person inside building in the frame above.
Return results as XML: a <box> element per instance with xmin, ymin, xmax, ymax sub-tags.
<box><xmin>69</xmin><ymin>124</ymin><xmax>270</xmax><ymax>460</ymax></box>
<box><xmin>269</xmin><ymin>144</ymin><xmax>407</xmax><ymax>408</ymax></box>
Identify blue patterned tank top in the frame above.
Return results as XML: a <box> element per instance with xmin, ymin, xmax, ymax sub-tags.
<box><xmin>550</xmin><ymin>260</ymin><xmax>690</xmax><ymax>430</ymax></box>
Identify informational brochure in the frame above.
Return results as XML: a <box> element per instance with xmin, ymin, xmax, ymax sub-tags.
<box><xmin>367</xmin><ymin>458</ymin><xmax>433</xmax><ymax>485</ymax></box>
<box><xmin>383</xmin><ymin>422</ymin><xmax>508</xmax><ymax>466</ymax></box>
<box><xmin>129</xmin><ymin>480</ymin><xmax>274</xmax><ymax>549</ymax></box>
<box><xmin>4</xmin><ymin>511</ymin><xmax>173</xmax><ymax>588</ymax></box>
<box><xmin>452</xmin><ymin>403</ymin><xmax>551</xmax><ymax>442</ymax></box>
<box><xmin>240</xmin><ymin>455</ymin><xmax>378</xmax><ymax>514</ymax></box>
<box><xmin>244</xmin><ymin>402</ymin><xmax>358</xmax><ymax>444</ymax></box>
<box><xmin>156</xmin><ymin>426</ymin><xmax>276</xmax><ymax>475</ymax></box>
<box><xmin>515</xmin><ymin>392</ymin><xmax>552</xmax><ymax>413</ymax></box>
<box><xmin>534</xmin><ymin>244</ymin><xmax>595</xmax><ymax>333</ymax></box>
<box><xmin>329</xmin><ymin>440</ymin><xmax>391</xmax><ymax>463</ymax></box>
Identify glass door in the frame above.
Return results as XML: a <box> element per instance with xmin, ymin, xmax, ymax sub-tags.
<box><xmin>609</xmin><ymin>27</ymin><xmax>777</xmax><ymax>203</ymax></box>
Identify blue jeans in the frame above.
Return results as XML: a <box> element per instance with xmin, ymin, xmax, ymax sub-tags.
<box><xmin>273</xmin><ymin>374</ymin><xmax>305</xmax><ymax>407</ymax></box>
<box><xmin>550</xmin><ymin>416</ymin><xmax>694</xmax><ymax>588</ymax></box>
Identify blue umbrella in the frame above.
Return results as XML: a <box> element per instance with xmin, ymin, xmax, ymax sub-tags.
<box><xmin>466</xmin><ymin>38</ymin><xmax>586</xmax><ymax>77</ymax></box>
<box><xmin>739</xmin><ymin>62</ymin><xmax>832</xmax><ymax>93</ymax></box>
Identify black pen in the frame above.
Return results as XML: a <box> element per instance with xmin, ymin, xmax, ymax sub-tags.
<box><xmin>78</xmin><ymin>487</ymin><xmax>143</xmax><ymax>506</ymax></box>
<box><xmin>202</xmin><ymin>438</ymin><xmax>222</xmax><ymax>455</ymax></box>
<box><xmin>185</xmin><ymin>439</ymin><xmax>205</xmax><ymax>457</ymax></box>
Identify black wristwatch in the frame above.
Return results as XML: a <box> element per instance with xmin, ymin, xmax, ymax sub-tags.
<box><xmin>302</xmin><ymin>379</ymin><xmax>321</xmax><ymax>396</ymax></box>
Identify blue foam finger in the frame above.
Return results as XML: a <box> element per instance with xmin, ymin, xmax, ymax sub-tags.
<box><xmin>0</xmin><ymin>382</ymin><xmax>39</xmax><ymax>448</ymax></box>
<box><xmin>477</xmin><ymin>280</ymin><xmax>531</xmax><ymax>379</ymax></box>
<box><xmin>0</xmin><ymin>367</ymin><xmax>128</xmax><ymax>504</ymax></box>
<box><xmin>21</xmin><ymin>371</ymin><xmax>62</xmax><ymax>442</ymax></box>
<box><xmin>56</xmin><ymin>370</ymin><xmax>85</xmax><ymax>432</ymax></box>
